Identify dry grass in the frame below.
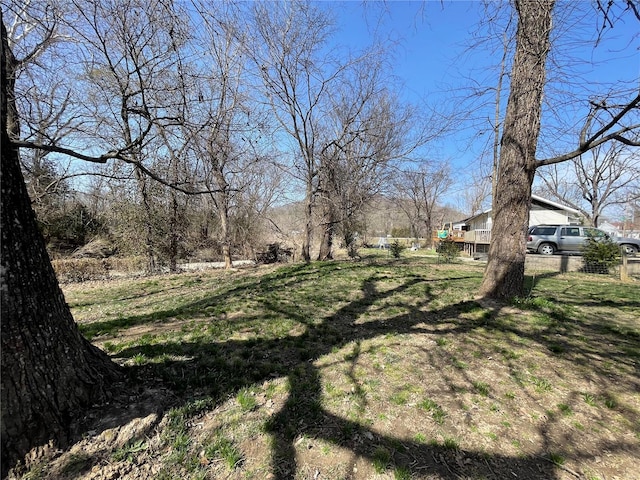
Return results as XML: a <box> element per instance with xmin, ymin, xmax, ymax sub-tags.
<box><xmin>14</xmin><ymin>253</ymin><xmax>640</xmax><ymax>480</ymax></box>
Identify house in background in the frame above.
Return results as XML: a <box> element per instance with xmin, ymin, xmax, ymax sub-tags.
<box><xmin>598</xmin><ymin>221</ymin><xmax>620</xmax><ymax>237</ymax></box>
<box><xmin>443</xmin><ymin>195</ymin><xmax>582</xmax><ymax>257</ymax></box>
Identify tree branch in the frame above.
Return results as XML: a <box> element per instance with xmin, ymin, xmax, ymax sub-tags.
<box><xmin>537</xmin><ymin>92</ymin><xmax>640</xmax><ymax>167</ymax></box>
<box><xmin>12</xmin><ymin>140</ymin><xmax>224</xmax><ymax>195</ymax></box>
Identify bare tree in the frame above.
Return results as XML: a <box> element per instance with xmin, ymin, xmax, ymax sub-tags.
<box><xmin>247</xmin><ymin>1</ymin><xmax>342</xmax><ymax>262</ymax></box>
<box><xmin>316</xmin><ymin>55</ymin><xmax>419</xmax><ymax>259</ymax></box>
<box><xmin>537</xmin><ymin>142</ymin><xmax>640</xmax><ymax>227</ymax></box>
<box><xmin>66</xmin><ymin>0</ymin><xmax>188</xmax><ymax>272</ymax></box>
<box><xmin>168</xmin><ymin>2</ymin><xmax>273</xmax><ymax>269</ymax></box>
<box><xmin>461</xmin><ymin>166</ymin><xmax>492</xmax><ymax>217</ymax></box>
<box><xmin>392</xmin><ymin>162</ymin><xmax>453</xmax><ymax>247</ymax></box>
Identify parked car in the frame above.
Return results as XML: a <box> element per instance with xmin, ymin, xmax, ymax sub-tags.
<box><xmin>526</xmin><ymin>225</ymin><xmax>640</xmax><ymax>255</ymax></box>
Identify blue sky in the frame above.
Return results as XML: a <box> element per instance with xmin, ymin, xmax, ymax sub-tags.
<box><xmin>330</xmin><ymin>1</ymin><xmax>639</xmax><ymax>116</ymax></box>
<box><xmin>324</xmin><ymin>1</ymin><xmax>640</xmax><ymax>210</ymax></box>
<box><xmin>331</xmin><ymin>1</ymin><xmax>485</xmax><ymax>104</ymax></box>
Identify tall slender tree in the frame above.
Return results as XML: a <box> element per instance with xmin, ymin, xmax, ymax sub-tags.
<box><xmin>248</xmin><ymin>1</ymin><xmax>340</xmax><ymax>262</ymax></box>
<box><xmin>316</xmin><ymin>59</ymin><xmax>415</xmax><ymax>259</ymax></box>
<box><xmin>392</xmin><ymin>163</ymin><xmax>453</xmax><ymax>247</ymax></box>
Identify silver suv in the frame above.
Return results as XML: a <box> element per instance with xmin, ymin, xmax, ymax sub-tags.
<box><xmin>526</xmin><ymin>225</ymin><xmax>640</xmax><ymax>255</ymax></box>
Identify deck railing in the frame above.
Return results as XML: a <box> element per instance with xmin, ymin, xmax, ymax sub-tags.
<box><xmin>430</xmin><ymin>229</ymin><xmax>493</xmax><ymax>244</ymax></box>
<box><xmin>463</xmin><ymin>229</ymin><xmax>492</xmax><ymax>244</ymax></box>
<box><xmin>432</xmin><ymin>230</ymin><xmax>466</xmax><ymax>241</ymax></box>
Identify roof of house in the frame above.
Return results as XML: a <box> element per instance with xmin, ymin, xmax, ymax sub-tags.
<box><xmin>530</xmin><ymin>195</ymin><xmax>581</xmax><ymax>214</ymax></box>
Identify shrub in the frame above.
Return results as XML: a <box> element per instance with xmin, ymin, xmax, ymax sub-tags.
<box><xmin>346</xmin><ymin>241</ymin><xmax>359</xmax><ymax>259</ymax></box>
<box><xmin>436</xmin><ymin>237</ymin><xmax>460</xmax><ymax>263</ymax></box>
<box><xmin>256</xmin><ymin>243</ymin><xmax>293</xmax><ymax>264</ymax></box>
<box><xmin>343</xmin><ymin>231</ymin><xmax>360</xmax><ymax>259</ymax></box>
<box><xmin>52</xmin><ymin>256</ymin><xmax>148</xmax><ymax>282</ymax></box>
<box><xmin>43</xmin><ymin>203</ymin><xmax>105</xmax><ymax>253</ymax></box>
<box><xmin>389</xmin><ymin>240</ymin><xmax>405</xmax><ymax>258</ymax></box>
<box><xmin>52</xmin><ymin>258</ymin><xmax>110</xmax><ymax>283</ymax></box>
<box><xmin>581</xmin><ymin>237</ymin><xmax>619</xmax><ymax>274</ymax></box>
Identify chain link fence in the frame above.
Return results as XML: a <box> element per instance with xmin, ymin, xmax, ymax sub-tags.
<box><xmin>525</xmin><ymin>252</ymin><xmax>639</xmax><ymax>280</ymax></box>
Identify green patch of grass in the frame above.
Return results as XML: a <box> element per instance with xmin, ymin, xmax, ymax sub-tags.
<box><xmin>236</xmin><ymin>388</ymin><xmax>258</xmax><ymax>411</ymax></box>
<box><xmin>112</xmin><ymin>440</ymin><xmax>147</xmax><ymax>462</ymax></box>
<box><xmin>204</xmin><ymin>436</ymin><xmax>243</xmax><ymax>469</ymax></box>
<box><xmin>530</xmin><ymin>375</ymin><xmax>552</xmax><ymax>393</ymax></box>
<box><xmin>413</xmin><ymin>433</ymin><xmax>427</xmax><ymax>443</ymax></box>
<box><xmin>583</xmin><ymin>393</ymin><xmax>597</xmax><ymax>406</ymax></box>
<box><xmin>435</xmin><ymin>337</ymin><xmax>448</xmax><ymax>347</ymax></box>
<box><xmin>131</xmin><ymin>352</ymin><xmax>146</xmax><ymax>365</ymax></box>
<box><xmin>166</xmin><ymin>397</ymin><xmax>216</xmax><ymax>435</ymax></box>
<box><xmin>372</xmin><ymin>446</ymin><xmax>391</xmax><ymax>473</ymax></box>
<box><xmin>394</xmin><ymin>466</ymin><xmax>411</xmax><ymax>480</ymax></box>
<box><xmin>500</xmin><ymin>348</ymin><xmax>520</xmax><ymax>360</ymax></box>
<box><xmin>512</xmin><ymin>295</ymin><xmax>555</xmax><ymax>311</ymax></box>
<box><xmin>418</xmin><ymin>398</ymin><xmax>447</xmax><ymax>425</ymax></box>
<box><xmin>472</xmin><ymin>381</ymin><xmax>490</xmax><ymax>396</ymax></box>
<box><xmin>549</xmin><ymin>452</ymin><xmax>565</xmax><ymax>466</ymax></box>
<box><xmin>60</xmin><ymin>453</ymin><xmax>92</xmax><ymax>476</ymax></box>
<box><xmin>452</xmin><ymin>357</ymin><xmax>468</xmax><ymax>369</ymax></box>
<box><xmin>442</xmin><ymin>437</ymin><xmax>459</xmax><ymax>450</ymax></box>
<box><xmin>558</xmin><ymin>403</ymin><xmax>573</xmax><ymax>415</ymax></box>
<box><xmin>603</xmin><ymin>395</ymin><xmax>618</xmax><ymax>409</ymax></box>
<box><xmin>390</xmin><ymin>391</ymin><xmax>409</xmax><ymax>405</ymax></box>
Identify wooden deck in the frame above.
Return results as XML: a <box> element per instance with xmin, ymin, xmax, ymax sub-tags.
<box><xmin>432</xmin><ymin>229</ymin><xmax>492</xmax><ymax>257</ymax></box>
<box><xmin>432</xmin><ymin>229</ymin><xmax>491</xmax><ymax>243</ymax></box>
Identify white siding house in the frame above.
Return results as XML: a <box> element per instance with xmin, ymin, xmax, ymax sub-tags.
<box><xmin>598</xmin><ymin>221</ymin><xmax>620</xmax><ymax>237</ymax></box>
<box><xmin>457</xmin><ymin>195</ymin><xmax>581</xmax><ymax>232</ymax></box>
<box><xmin>451</xmin><ymin>195</ymin><xmax>582</xmax><ymax>256</ymax></box>
<box><xmin>529</xmin><ymin>196</ymin><xmax>582</xmax><ymax>225</ymax></box>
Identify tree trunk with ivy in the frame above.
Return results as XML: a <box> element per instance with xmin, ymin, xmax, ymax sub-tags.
<box><xmin>1</xmin><ymin>18</ymin><xmax>122</xmax><ymax>476</ymax></box>
<box><xmin>479</xmin><ymin>0</ymin><xmax>554</xmax><ymax>300</ymax></box>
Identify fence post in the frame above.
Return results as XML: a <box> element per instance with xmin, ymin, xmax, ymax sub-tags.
<box><xmin>620</xmin><ymin>251</ymin><xmax>630</xmax><ymax>282</ymax></box>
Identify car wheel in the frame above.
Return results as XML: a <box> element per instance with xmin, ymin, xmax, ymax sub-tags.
<box><xmin>620</xmin><ymin>244</ymin><xmax>638</xmax><ymax>256</ymax></box>
<box><xmin>538</xmin><ymin>243</ymin><xmax>555</xmax><ymax>255</ymax></box>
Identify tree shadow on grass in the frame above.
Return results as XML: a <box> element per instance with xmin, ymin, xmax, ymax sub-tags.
<box><xmin>62</xmin><ymin>260</ymin><xmax>638</xmax><ymax>479</ymax></box>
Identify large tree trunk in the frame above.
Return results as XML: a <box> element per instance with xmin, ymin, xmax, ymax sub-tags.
<box><xmin>317</xmin><ymin>196</ymin><xmax>335</xmax><ymax>260</ymax></box>
<box><xmin>301</xmin><ymin>183</ymin><xmax>313</xmax><ymax>263</ymax></box>
<box><xmin>317</xmin><ymin>224</ymin><xmax>334</xmax><ymax>260</ymax></box>
<box><xmin>1</xmin><ymin>19</ymin><xmax>122</xmax><ymax>476</ymax></box>
<box><xmin>219</xmin><ymin>200</ymin><xmax>233</xmax><ymax>269</ymax></box>
<box><xmin>479</xmin><ymin>0</ymin><xmax>554</xmax><ymax>300</ymax></box>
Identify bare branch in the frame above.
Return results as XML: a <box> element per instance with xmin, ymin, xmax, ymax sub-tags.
<box><xmin>537</xmin><ymin>92</ymin><xmax>640</xmax><ymax>167</ymax></box>
<box><xmin>12</xmin><ymin>140</ymin><xmax>224</xmax><ymax>195</ymax></box>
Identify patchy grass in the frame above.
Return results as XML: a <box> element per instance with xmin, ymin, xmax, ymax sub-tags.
<box><xmin>20</xmin><ymin>256</ymin><xmax>640</xmax><ymax>479</ymax></box>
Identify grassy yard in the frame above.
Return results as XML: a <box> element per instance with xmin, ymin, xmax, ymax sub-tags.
<box><xmin>22</xmin><ymin>253</ymin><xmax>639</xmax><ymax>479</ymax></box>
